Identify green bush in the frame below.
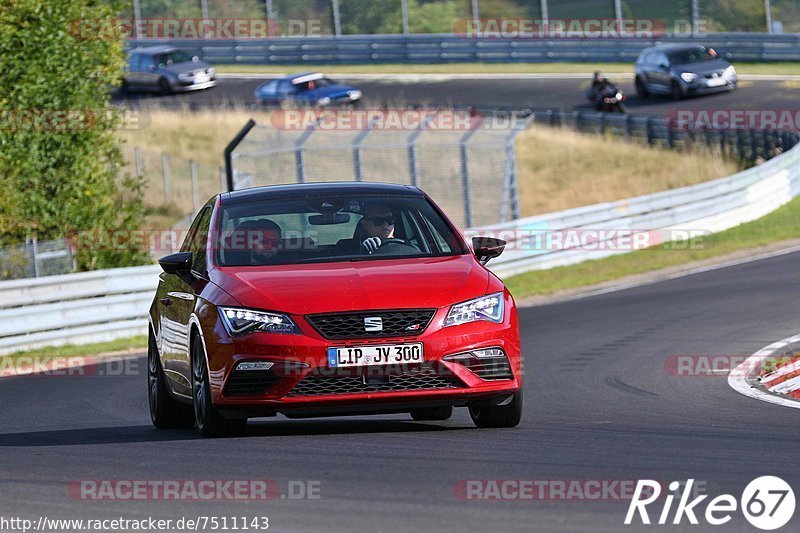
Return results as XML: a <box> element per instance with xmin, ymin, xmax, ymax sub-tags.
<box><xmin>0</xmin><ymin>0</ymin><xmax>148</xmax><ymax>270</ymax></box>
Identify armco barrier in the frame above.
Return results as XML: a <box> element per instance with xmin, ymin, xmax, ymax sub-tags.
<box><xmin>477</xmin><ymin>141</ymin><xmax>800</xmax><ymax>278</ymax></box>
<box><xmin>2</xmin><ymin>141</ymin><xmax>799</xmax><ymax>353</ymax></box>
<box><xmin>128</xmin><ymin>33</ymin><xmax>800</xmax><ymax>64</ymax></box>
<box><xmin>0</xmin><ymin>265</ymin><xmax>161</xmax><ymax>355</ymax></box>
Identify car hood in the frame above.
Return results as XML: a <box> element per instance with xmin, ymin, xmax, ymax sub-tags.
<box><xmin>674</xmin><ymin>58</ymin><xmax>731</xmax><ymax>74</ymax></box>
<box><xmin>211</xmin><ymin>254</ymin><xmax>489</xmax><ymax>315</ymax></box>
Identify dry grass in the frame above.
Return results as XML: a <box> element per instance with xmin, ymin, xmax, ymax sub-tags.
<box><xmin>116</xmin><ymin>110</ymin><xmax>741</xmax><ymax>226</ymax></box>
<box><xmin>515</xmin><ymin>126</ymin><xmax>740</xmax><ymax>215</ymax></box>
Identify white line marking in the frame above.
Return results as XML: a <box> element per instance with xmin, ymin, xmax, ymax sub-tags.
<box><xmin>728</xmin><ymin>333</ymin><xmax>800</xmax><ymax>410</ymax></box>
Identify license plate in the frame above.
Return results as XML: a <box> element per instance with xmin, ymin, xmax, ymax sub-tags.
<box><xmin>194</xmin><ymin>74</ymin><xmax>209</xmax><ymax>84</ymax></box>
<box><xmin>327</xmin><ymin>343</ymin><xmax>424</xmax><ymax>368</ymax></box>
<box><xmin>707</xmin><ymin>77</ymin><xmax>726</xmax><ymax>87</ymax></box>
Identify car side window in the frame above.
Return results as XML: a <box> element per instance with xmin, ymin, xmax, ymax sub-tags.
<box><xmin>140</xmin><ymin>54</ymin><xmax>155</xmax><ymax>71</ymax></box>
<box><xmin>260</xmin><ymin>80</ymin><xmax>278</xmax><ymax>97</ymax></box>
<box><xmin>190</xmin><ymin>207</ymin><xmax>213</xmax><ymax>276</ymax></box>
<box><xmin>278</xmin><ymin>81</ymin><xmax>296</xmax><ymax>97</ymax></box>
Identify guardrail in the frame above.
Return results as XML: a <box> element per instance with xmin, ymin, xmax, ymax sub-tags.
<box><xmin>128</xmin><ymin>33</ymin><xmax>800</xmax><ymax>64</ymax></box>
<box><xmin>478</xmin><ymin>140</ymin><xmax>800</xmax><ymax>278</ymax></box>
<box><xmin>0</xmin><ymin>265</ymin><xmax>161</xmax><ymax>355</ymax></box>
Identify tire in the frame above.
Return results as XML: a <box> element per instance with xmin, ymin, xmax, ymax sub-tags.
<box><xmin>148</xmin><ymin>329</ymin><xmax>194</xmax><ymax>429</ymax></box>
<box><xmin>670</xmin><ymin>81</ymin><xmax>683</xmax><ymax>101</ymax></box>
<box><xmin>191</xmin><ymin>332</ymin><xmax>247</xmax><ymax>437</ymax></box>
<box><xmin>158</xmin><ymin>77</ymin><xmax>172</xmax><ymax>96</ymax></box>
<box><xmin>469</xmin><ymin>389</ymin><xmax>523</xmax><ymax>428</ymax></box>
<box><xmin>410</xmin><ymin>406</ymin><xmax>453</xmax><ymax>421</ymax></box>
<box><xmin>635</xmin><ymin>77</ymin><xmax>649</xmax><ymax>98</ymax></box>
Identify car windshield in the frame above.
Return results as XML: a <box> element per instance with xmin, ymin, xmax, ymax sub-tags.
<box><xmin>294</xmin><ymin>77</ymin><xmax>335</xmax><ymax>91</ymax></box>
<box><xmin>215</xmin><ymin>193</ymin><xmax>467</xmax><ymax>267</ymax></box>
<box><xmin>667</xmin><ymin>46</ymin><xmax>718</xmax><ymax>65</ymax></box>
<box><xmin>154</xmin><ymin>50</ymin><xmax>193</xmax><ymax>67</ymax></box>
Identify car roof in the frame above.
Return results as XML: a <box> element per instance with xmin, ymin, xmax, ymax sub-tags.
<box><xmin>130</xmin><ymin>45</ymin><xmax>179</xmax><ymax>55</ymax></box>
<box><xmin>643</xmin><ymin>43</ymin><xmax>706</xmax><ymax>53</ymax></box>
<box><xmin>221</xmin><ymin>182</ymin><xmax>424</xmax><ymax>205</ymax></box>
<box><xmin>270</xmin><ymin>72</ymin><xmax>325</xmax><ymax>83</ymax></box>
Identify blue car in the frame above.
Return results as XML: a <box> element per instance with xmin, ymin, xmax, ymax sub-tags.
<box><xmin>254</xmin><ymin>72</ymin><xmax>362</xmax><ymax>106</ymax></box>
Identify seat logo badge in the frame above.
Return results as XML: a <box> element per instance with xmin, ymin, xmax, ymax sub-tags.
<box><xmin>364</xmin><ymin>317</ymin><xmax>383</xmax><ymax>332</ymax></box>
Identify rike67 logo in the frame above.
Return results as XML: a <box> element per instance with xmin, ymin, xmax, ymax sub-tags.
<box><xmin>625</xmin><ymin>477</ymin><xmax>795</xmax><ymax>530</ymax></box>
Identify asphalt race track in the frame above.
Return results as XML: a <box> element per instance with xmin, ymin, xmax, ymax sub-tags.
<box><xmin>2</xmin><ymin>250</ymin><xmax>799</xmax><ymax>532</ymax></box>
<box><xmin>116</xmin><ymin>76</ymin><xmax>800</xmax><ymax>117</ymax></box>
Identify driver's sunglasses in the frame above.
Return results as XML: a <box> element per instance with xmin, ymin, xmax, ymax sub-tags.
<box><xmin>364</xmin><ymin>215</ymin><xmax>396</xmax><ymax>226</ymax></box>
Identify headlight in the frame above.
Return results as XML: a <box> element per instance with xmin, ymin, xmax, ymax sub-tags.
<box><xmin>680</xmin><ymin>72</ymin><xmax>697</xmax><ymax>83</ymax></box>
<box><xmin>615</xmin><ymin>91</ymin><xmax>623</xmax><ymax>100</ymax></box>
<box><xmin>178</xmin><ymin>72</ymin><xmax>194</xmax><ymax>81</ymax></box>
<box><xmin>317</xmin><ymin>97</ymin><xmax>331</xmax><ymax>106</ymax></box>
<box><xmin>219</xmin><ymin>307</ymin><xmax>300</xmax><ymax>336</ymax></box>
<box><xmin>207</xmin><ymin>67</ymin><xmax>216</xmax><ymax>76</ymax></box>
<box><xmin>444</xmin><ymin>293</ymin><xmax>504</xmax><ymax>327</ymax></box>
<box><xmin>348</xmin><ymin>90</ymin><xmax>362</xmax><ymax>100</ymax></box>
<box><xmin>724</xmin><ymin>66</ymin><xmax>736</xmax><ymax>78</ymax></box>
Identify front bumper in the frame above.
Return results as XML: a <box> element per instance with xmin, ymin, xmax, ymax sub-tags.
<box><xmin>204</xmin><ymin>299</ymin><xmax>521</xmax><ymax>418</ymax></box>
<box><xmin>173</xmin><ymin>78</ymin><xmax>217</xmax><ymax>92</ymax></box>
<box><xmin>682</xmin><ymin>77</ymin><xmax>737</xmax><ymax>95</ymax></box>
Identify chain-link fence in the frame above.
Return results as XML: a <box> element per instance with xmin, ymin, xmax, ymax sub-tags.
<box><xmin>229</xmin><ymin>113</ymin><xmax>530</xmax><ymax>228</ymax></box>
<box><xmin>120</xmin><ymin>144</ymin><xmax>226</xmax><ymax>226</ymax></box>
<box><xmin>126</xmin><ymin>0</ymin><xmax>787</xmax><ymax>35</ymax></box>
<box><xmin>0</xmin><ymin>238</ymin><xmax>77</xmax><ymax>281</ymax></box>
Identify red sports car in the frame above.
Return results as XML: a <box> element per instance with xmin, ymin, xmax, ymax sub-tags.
<box><xmin>148</xmin><ymin>182</ymin><xmax>522</xmax><ymax>436</ymax></box>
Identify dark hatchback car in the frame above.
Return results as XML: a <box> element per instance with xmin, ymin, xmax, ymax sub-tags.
<box><xmin>635</xmin><ymin>44</ymin><xmax>737</xmax><ymax>100</ymax></box>
<box><xmin>254</xmin><ymin>72</ymin><xmax>362</xmax><ymax>107</ymax></box>
<box><xmin>122</xmin><ymin>45</ymin><xmax>216</xmax><ymax>94</ymax></box>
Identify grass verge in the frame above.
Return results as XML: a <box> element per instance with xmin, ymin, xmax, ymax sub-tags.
<box><xmin>2</xmin><ymin>335</ymin><xmax>147</xmax><ymax>363</ymax></box>
<box><xmin>505</xmin><ymin>195</ymin><xmax>800</xmax><ymax>299</ymax></box>
<box><xmin>214</xmin><ymin>62</ymin><xmax>800</xmax><ymax>76</ymax></box>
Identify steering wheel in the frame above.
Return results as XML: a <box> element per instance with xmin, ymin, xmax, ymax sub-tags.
<box><xmin>372</xmin><ymin>238</ymin><xmax>420</xmax><ymax>256</ymax></box>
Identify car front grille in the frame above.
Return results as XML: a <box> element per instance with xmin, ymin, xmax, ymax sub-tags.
<box><xmin>223</xmin><ymin>369</ymin><xmax>280</xmax><ymax>397</ymax></box>
<box><xmin>305</xmin><ymin>309</ymin><xmax>436</xmax><ymax>339</ymax></box>
<box><xmin>287</xmin><ymin>364</ymin><xmax>462</xmax><ymax>397</ymax></box>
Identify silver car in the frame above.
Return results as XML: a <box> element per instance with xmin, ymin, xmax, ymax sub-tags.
<box><xmin>122</xmin><ymin>46</ymin><xmax>217</xmax><ymax>94</ymax></box>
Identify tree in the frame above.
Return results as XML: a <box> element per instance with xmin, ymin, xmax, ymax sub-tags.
<box><xmin>0</xmin><ymin>0</ymin><xmax>148</xmax><ymax>269</ymax></box>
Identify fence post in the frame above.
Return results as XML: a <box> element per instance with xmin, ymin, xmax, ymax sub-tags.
<box><xmin>401</xmin><ymin>0</ymin><xmax>410</xmax><ymax>34</ymax></box>
<box><xmin>352</xmin><ymin>119</ymin><xmax>377</xmax><ymax>182</ymax></box>
<box><xmin>540</xmin><ymin>0</ymin><xmax>549</xmax><ymax>24</ymax></box>
<box><xmin>161</xmin><ymin>152</ymin><xmax>171</xmax><ymax>203</ymax></box>
<box><xmin>219</xmin><ymin>166</ymin><xmax>227</xmax><ymax>193</ymax></box>
<box><xmin>406</xmin><ymin>112</ymin><xmax>436</xmax><ymax>187</ymax></box>
<box><xmin>190</xmin><ymin>160</ymin><xmax>200</xmax><ymax>213</ymax></box>
<box><xmin>459</xmin><ymin>125</ymin><xmax>481</xmax><ymax>228</ymax></box>
<box><xmin>765</xmin><ymin>0</ymin><xmax>773</xmax><ymax>34</ymax></box>
<box><xmin>332</xmin><ymin>0</ymin><xmax>341</xmax><ymax>36</ymax></box>
<box><xmin>294</xmin><ymin>119</ymin><xmax>322</xmax><ymax>183</ymax></box>
<box><xmin>500</xmin><ymin>114</ymin><xmax>534</xmax><ymax>223</ymax></box>
<box><xmin>691</xmin><ymin>0</ymin><xmax>699</xmax><ymax>36</ymax></box>
<box><xmin>134</xmin><ymin>146</ymin><xmax>143</xmax><ymax>178</ymax></box>
<box><xmin>30</xmin><ymin>237</ymin><xmax>40</xmax><ymax>278</ymax></box>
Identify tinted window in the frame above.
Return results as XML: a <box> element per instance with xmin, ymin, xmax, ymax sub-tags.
<box><xmin>667</xmin><ymin>46</ymin><xmax>717</xmax><ymax>65</ymax></box>
<box><xmin>215</xmin><ymin>194</ymin><xmax>467</xmax><ymax>267</ymax></box>
<box><xmin>277</xmin><ymin>81</ymin><xmax>296</xmax><ymax>96</ymax></box>
<box><xmin>155</xmin><ymin>50</ymin><xmax>192</xmax><ymax>67</ymax></box>
<box><xmin>190</xmin><ymin>207</ymin><xmax>213</xmax><ymax>274</ymax></box>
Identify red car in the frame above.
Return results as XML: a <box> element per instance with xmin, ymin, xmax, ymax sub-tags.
<box><xmin>148</xmin><ymin>182</ymin><xmax>522</xmax><ymax>436</ymax></box>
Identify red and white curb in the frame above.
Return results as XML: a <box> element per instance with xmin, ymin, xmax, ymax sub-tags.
<box><xmin>728</xmin><ymin>333</ymin><xmax>800</xmax><ymax>409</ymax></box>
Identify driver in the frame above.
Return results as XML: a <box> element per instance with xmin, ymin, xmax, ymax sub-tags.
<box><xmin>359</xmin><ymin>205</ymin><xmax>396</xmax><ymax>254</ymax></box>
<box><xmin>235</xmin><ymin>218</ymin><xmax>281</xmax><ymax>264</ymax></box>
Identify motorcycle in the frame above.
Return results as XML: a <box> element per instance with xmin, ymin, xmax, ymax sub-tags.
<box><xmin>588</xmin><ymin>83</ymin><xmax>628</xmax><ymax>114</ymax></box>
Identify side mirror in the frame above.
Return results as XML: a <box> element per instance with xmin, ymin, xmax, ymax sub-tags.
<box><xmin>472</xmin><ymin>237</ymin><xmax>506</xmax><ymax>266</ymax></box>
<box><xmin>159</xmin><ymin>251</ymin><xmax>193</xmax><ymax>276</ymax></box>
